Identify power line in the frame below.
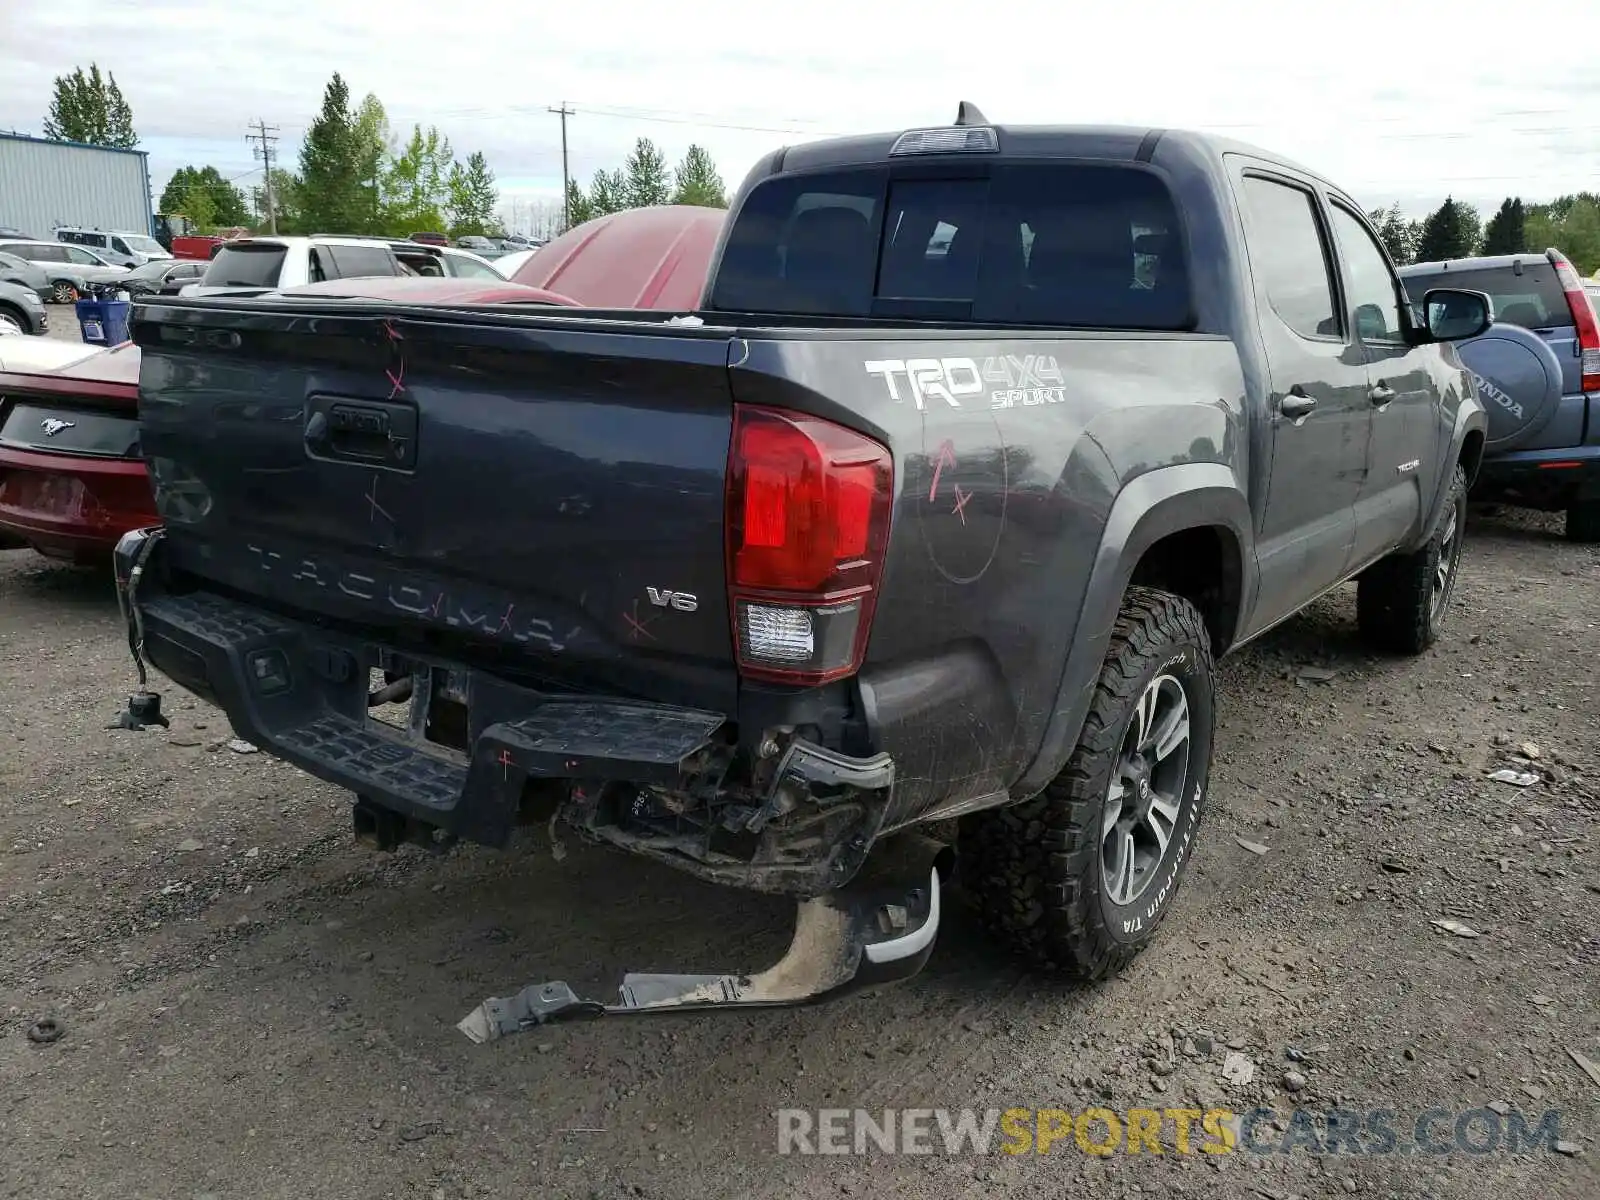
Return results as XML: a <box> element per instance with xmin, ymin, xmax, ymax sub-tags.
<box><xmin>245</xmin><ymin>119</ymin><xmax>280</xmax><ymax>234</ymax></box>
<box><xmin>548</xmin><ymin>102</ymin><xmax>574</xmax><ymax>230</ymax></box>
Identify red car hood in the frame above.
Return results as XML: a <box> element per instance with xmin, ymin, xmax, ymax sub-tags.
<box><xmin>0</xmin><ymin>339</ymin><xmax>140</xmax><ymax>387</ymax></box>
<box><xmin>279</xmin><ymin>277</ymin><xmax>580</xmax><ymax>306</ymax></box>
<box><xmin>509</xmin><ymin>205</ymin><xmax>725</xmax><ymax>309</ymax></box>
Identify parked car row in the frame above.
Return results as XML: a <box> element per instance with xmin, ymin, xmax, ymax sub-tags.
<box><xmin>0</xmin><ymin>238</ymin><xmax>129</xmax><ymax>302</ymax></box>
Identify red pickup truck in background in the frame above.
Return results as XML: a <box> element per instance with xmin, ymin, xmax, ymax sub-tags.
<box><xmin>0</xmin><ymin>205</ymin><xmax>726</xmax><ymax>563</ymax></box>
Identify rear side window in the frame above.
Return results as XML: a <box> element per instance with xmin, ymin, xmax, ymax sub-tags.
<box><xmin>450</xmin><ymin>255</ymin><xmax>501</xmax><ymax>280</ymax></box>
<box><xmin>203</xmin><ymin>244</ymin><xmax>287</xmax><ymax>287</ymax></box>
<box><xmin>713</xmin><ymin>172</ymin><xmax>881</xmax><ymax>317</ymax></box>
<box><xmin>1238</xmin><ymin>176</ymin><xmax>1339</xmax><ymax>340</ymax></box>
<box><xmin>1400</xmin><ymin>264</ymin><xmax>1569</xmax><ymax>330</ymax></box>
<box><xmin>323</xmin><ymin>245</ymin><xmax>399</xmax><ymax>280</ymax></box>
<box><xmin>710</xmin><ymin>164</ymin><xmax>1190</xmax><ymax>329</ymax></box>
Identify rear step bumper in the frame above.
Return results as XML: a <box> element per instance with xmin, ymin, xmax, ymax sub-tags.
<box><xmin>113</xmin><ymin>527</ymin><xmax>898</xmax><ymax>896</ymax></box>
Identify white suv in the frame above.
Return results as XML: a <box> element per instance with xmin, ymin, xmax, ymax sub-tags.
<box><xmin>182</xmin><ymin>236</ymin><xmax>505</xmax><ymax>296</ymax></box>
<box><xmin>56</xmin><ymin>228</ymin><xmax>171</xmax><ymax>268</ymax></box>
<box><xmin>183</xmin><ymin>236</ymin><xmax>420</xmax><ymax>297</ymax></box>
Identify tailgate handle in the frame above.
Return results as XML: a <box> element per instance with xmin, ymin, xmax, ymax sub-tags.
<box><xmin>304</xmin><ymin>397</ymin><xmax>417</xmax><ymax>470</ymax></box>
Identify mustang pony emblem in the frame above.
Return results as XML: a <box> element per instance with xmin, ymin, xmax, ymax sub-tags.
<box><xmin>39</xmin><ymin>418</ymin><xmax>76</xmax><ymax>437</ymax></box>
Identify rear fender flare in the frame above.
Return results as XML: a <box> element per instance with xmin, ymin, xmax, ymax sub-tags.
<box><xmin>1412</xmin><ymin>401</ymin><xmax>1486</xmax><ymax>551</ymax></box>
<box><xmin>1011</xmin><ymin>463</ymin><xmax>1254</xmax><ymax>798</ymax></box>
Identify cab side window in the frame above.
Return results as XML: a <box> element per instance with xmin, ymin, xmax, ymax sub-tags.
<box><xmin>1239</xmin><ymin>176</ymin><xmax>1340</xmax><ymax>341</ymax></box>
<box><xmin>1329</xmin><ymin>204</ymin><xmax>1407</xmax><ymax>345</ymax></box>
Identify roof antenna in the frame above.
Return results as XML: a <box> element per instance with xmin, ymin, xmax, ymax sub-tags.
<box><xmin>954</xmin><ymin>101</ymin><xmax>989</xmax><ymax>127</ymax></box>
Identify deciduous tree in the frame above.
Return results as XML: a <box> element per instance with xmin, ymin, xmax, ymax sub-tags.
<box><xmin>159</xmin><ymin>166</ymin><xmax>249</xmax><ymax>228</ymax></box>
<box><xmin>43</xmin><ymin>64</ymin><xmax>138</xmax><ymax>148</ymax></box>
<box><xmin>381</xmin><ymin>124</ymin><xmax>454</xmax><ymax>234</ymax></box>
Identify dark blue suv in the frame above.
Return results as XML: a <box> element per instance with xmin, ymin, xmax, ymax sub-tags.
<box><xmin>1399</xmin><ymin>249</ymin><xmax>1600</xmax><ymax>541</ymax></box>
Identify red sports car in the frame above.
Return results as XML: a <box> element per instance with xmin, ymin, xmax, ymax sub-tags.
<box><xmin>0</xmin><ymin>339</ymin><xmax>150</xmax><ymax>563</ymax></box>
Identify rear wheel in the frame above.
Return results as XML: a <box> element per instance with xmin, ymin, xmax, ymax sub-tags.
<box><xmin>1567</xmin><ymin>501</ymin><xmax>1600</xmax><ymax>544</ymax></box>
<box><xmin>51</xmin><ymin>280</ymin><xmax>78</xmax><ymax>304</ymax></box>
<box><xmin>959</xmin><ymin>587</ymin><xmax>1215</xmax><ymax>979</ymax></box>
<box><xmin>1357</xmin><ymin>465</ymin><xmax>1467</xmax><ymax>655</ymax></box>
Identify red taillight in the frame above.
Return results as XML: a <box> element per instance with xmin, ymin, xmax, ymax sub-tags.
<box><xmin>725</xmin><ymin>405</ymin><xmax>893</xmax><ymax>685</ymax></box>
<box><xmin>1549</xmin><ymin>249</ymin><xmax>1600</xmax><ymax>393</ymax></box>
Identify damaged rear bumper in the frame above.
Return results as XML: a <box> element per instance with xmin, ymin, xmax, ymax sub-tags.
<box><xmin>113</xmin><ymin>527</ymin><xmax>897</xmax><ymax>896</ymax></box>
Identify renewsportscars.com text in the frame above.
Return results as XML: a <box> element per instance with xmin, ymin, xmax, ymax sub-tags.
<box><xmin>776</xmin><ymin>1107</ymin><xmax>1569</xmax><ymax>1157</ymax></box>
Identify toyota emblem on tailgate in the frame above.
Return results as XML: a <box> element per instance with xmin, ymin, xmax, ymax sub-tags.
<box><xmin>40</xmin><ymin>418</ymin><xmax>76</xmax><ymax>437</ymax></box>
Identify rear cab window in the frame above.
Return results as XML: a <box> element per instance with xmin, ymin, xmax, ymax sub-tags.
<box><xmin>1401</xmin><ymin>262</ymin><xmax>1569</xmax><ymax>330</ymax></box>
<box><xmin>203</xmin><ymin>243</ymin><xmax>288</xmax><ymax>287</ymax></box>
<box><xmin>708</xmin><ymin>163</ymin><xmax>1191</xmax><ymax>330</ymax></box>
<box><xmin>322</xmin><ymin>244</ymin><xmax>400</xmax><ymax>280</ymax></box>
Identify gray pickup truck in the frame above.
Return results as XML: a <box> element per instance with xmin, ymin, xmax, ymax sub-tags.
<box><xmin>112</xmin><ymin>106</ymin><xmax>1489</xmax><ymax>1034</ymax></box>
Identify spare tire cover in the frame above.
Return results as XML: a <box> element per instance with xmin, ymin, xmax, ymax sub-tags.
<box><xmin>1454</xmin><ymin>322</ymin><xmax>1563</xmax><ymax>451</ymax></box>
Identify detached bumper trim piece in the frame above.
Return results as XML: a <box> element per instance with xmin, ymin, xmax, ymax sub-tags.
<box><xmin>457</xmin><ymin>863</ymin><xmax>943</xmax><ymax>1042</ymax></box>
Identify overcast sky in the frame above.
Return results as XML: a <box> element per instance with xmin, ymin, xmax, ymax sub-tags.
<box><xmin>3</xmin><ymin>0</ymin><xmax>1597</xmax><ymax>230</ymax></box>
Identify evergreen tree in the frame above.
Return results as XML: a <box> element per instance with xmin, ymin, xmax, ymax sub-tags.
<box><xmin>1481</xmin><ymin>198</ymin><xmax>1527</xmax><ymax>256</ymax></box>
<box><xmin>42</xmin><ymin>64</ymin><xmax>138</xmax><ymax>148</ymax></box>
<box><xmin>446</xmin><ymin>151</ymin><xmax>500</xmax><ymax>237</ymax></box>
<box><xmin>622</xmin><ymin>138</ymin><xmax>671</xmax><ymax>209</ymax></box>
<box><xmin>1415</xmin><ymin>196</ymin><xmax>1480</xmax><ymax>263</ymax></box>
<box><xmin>670</xmin><ymin>145</ymin><xmax>726</xmax><ymax>208</ymax></box>
<box><xmin>588</xmin><ymin>168</ymin><xmax>628</xmax><ymax>217</ymax></box>
<box><xmin>298</xmin><ymin>73</ymin><xmax>361</xmax><ymax>232</ymax></box>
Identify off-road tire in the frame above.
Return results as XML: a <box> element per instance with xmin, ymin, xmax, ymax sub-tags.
<box><xmin>1565</xmin><ymin>501</ymin><xmax>1600</xmax><ymax>544</ymax></box>
<box><xmin>1357</xmin><ymin>465</ymin><xmax>1468</xmax><ymax>655</ymax></box>
<box><xmin>959</xmin><ymin>587</ymin><xmax>1215</xmax><ymax>979</ymax></box>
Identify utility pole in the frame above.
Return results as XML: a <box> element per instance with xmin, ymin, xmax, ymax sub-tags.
<box><xmin>246</xmin><ymin>119</ymin><xmax>281</xmax><ymax>234</ymax></box>
<box><xmin>548</xmin><ymin>102</ymin><xmax>574</xmax><ymax>231</ymax></box>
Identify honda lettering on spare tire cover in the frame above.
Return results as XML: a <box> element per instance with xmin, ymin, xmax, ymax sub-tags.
<box><xmin>1454</xmin><ymin>323</ymin><xmax>1563</xmax><ymax>451</ymax></box>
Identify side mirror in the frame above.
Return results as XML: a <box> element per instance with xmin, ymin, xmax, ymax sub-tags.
<box><xmin>1421</xmin><ymin>287</ymin><xmax>1492</xmax><ymax>342</ymax></box>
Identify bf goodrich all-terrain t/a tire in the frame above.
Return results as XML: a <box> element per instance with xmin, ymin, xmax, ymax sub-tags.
<box><xmin>960</xmin><ymin>587</ymin><xmax>1215</xmax><ymax>980</ymax></box>
<box><xmin>1356</xmin><ymin>465</ymin><xmax>1468</xmax><ymax>655</ymax></box>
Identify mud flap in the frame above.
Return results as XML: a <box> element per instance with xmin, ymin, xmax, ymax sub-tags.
<box><xmin>457</xmin><ymin>855</ymin><xmax>945</xmax><ymax>1043</ymax></box>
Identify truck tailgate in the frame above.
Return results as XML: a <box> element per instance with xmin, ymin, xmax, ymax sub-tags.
<box><xmin>134</xmin><ymin>303</ymin><xmax>740</xmax><ymax>707</ymax></box>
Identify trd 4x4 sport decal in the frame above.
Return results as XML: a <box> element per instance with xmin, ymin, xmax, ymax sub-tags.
<box><xmin>864</xmin><ymin>355</ymin><xmax>1068</xmax><ymax>410</ymax></box>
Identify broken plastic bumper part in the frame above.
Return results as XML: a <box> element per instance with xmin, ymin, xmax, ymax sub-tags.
<box><xmin>457</xmin><ymin>856</ymin><xmax>944</xmax><ymax>1042</ymax></box>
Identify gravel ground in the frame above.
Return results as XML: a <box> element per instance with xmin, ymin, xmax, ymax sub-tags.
<box><xmin>40</xmin><ymin>309</ymin><xmax>96</xmax><ymax>344</ymax></box>
<box><xmin>0</xmin><ymin>506</ymin><xmax>1596</xmax><ymax>1200</ymax></box>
